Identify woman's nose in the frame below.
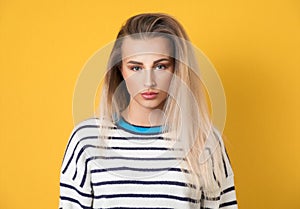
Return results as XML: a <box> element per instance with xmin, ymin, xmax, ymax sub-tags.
<box><xmin>143</xmin><ymin>69</ymin><xmax>156</xmax><ymax>87</ymax></box>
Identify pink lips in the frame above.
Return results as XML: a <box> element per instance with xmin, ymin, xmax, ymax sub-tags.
<box><xmin>141</xmin><ymin>91</ymin><xmax>158</xmax><ymax>99</ymax></box>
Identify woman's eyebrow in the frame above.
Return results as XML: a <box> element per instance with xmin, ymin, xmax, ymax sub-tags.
<box><xmin>127</xmin><ymin>60</ymin><xmax>143</xmax><ymax>65</ymax></box>
<box><xmin>153</xmin><ymin>58</ymin><xmax>170</xmax><ymax>64</ymax></box>
<box><xmin>126</xmin><ymin>58</ymin><xmax>171</xmax><ymax>65</ymax></box>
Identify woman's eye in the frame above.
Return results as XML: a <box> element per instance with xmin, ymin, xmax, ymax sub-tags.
<box><xmin>130</xmin><ymin>66</ymin><xmax>142</xmax><ymax>71</ymax></box>
<box><xmin>155</xmin><ymin>64</ymin><xmax>167</xmax><ymax>70</ymax></box>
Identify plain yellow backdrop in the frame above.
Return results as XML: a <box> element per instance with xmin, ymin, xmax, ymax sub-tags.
<box><xmin>1</xmin><ymin>0</ymin><xmax>299</xmax><ymax>208</ymax></box>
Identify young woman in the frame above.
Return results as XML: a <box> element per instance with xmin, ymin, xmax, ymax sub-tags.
<box><xmin>59</xmin><ymin>13</ymin><xmax>238</xmax><ymax>209</ymax></box>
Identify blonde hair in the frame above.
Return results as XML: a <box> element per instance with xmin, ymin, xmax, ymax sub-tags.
<box><xmin>97</xmin><ymin>13</ymin><xmax>226</xmax><ymax>198</ymax></box>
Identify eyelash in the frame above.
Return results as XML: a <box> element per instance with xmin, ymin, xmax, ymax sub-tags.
<box><xmin>130</xmin><ymin>66</ymin><xmax>142</xmax><ymax>71</ymax></box>
<box><xmin>130</xmin><ymin>64</ymin><xmax>168</xmax><ymax>71</ymax></box>
<box><xmin>155</xmin><ymin>64</ymin><xmax>167</xmax><ymax>70</ymax></box>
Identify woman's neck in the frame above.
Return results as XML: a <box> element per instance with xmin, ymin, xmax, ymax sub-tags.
<box><xmin>121</xmin><ymin>102</ymin><xmax>165</xmax><ymax>127</ymax></box>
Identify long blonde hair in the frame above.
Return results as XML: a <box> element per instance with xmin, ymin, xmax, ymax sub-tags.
<box><xmin>97</xmin><ymin>13</ymin><xmax>226</xmax><ymax>198</ymax></box>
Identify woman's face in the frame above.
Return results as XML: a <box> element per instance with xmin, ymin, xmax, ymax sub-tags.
<box><xmin>120</xmin><ymin>36</ymin><xmax>174</xmax><ymax>111</ymax></box>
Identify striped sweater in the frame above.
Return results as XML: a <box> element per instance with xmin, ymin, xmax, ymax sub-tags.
<box><xmin>59</xmin><ymin>117</ymin><xmax>238</xmax><ymax>209</ymax></box>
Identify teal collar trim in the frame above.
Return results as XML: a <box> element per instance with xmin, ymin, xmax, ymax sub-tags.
<box><xmin>116</xmin><ymin>116</ymin><xmax>164</xmax><ymax>135</ymax></box>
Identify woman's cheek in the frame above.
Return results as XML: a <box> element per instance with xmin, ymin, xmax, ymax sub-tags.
<box><xmin>123</xmin><ymin>72</ymin><xmax>145</xmax><ymax>97</ymax></box>
<box><xmin>154</xmin><ymin>70</ymin><xmax>174</xmax><ymax>92</ymax></box>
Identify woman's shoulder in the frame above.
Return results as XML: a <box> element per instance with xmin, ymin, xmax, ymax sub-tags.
<box><xmin>66</xmin><ymin>117</ymin><xmax>116</xmax><ymax>145</ymax></box>
<box><xmin>208</xmin><ymin>125</ymin><xmax>227</xmax><ymax>152</ymax></box>
<box><xmin>211</xmin><ymin>126</ymin><xmax>235</xmax><ymax>177</ymax></box>
<box><xmin>63</xmin><ymin>117</ymin><xmax>117</xmax><ymax>159</ymax></box>
<box><xmin>73</xmin><ymin>116</ymin><xmax>115</xmax><ymax>127</ymax></box>
<box><xmin>73</xmin><ymin>116</ymin><xmax>116</xmax><ymax>132</ymax></box>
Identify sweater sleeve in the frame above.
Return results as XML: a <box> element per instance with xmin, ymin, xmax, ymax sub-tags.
<box><xmin>59</xmin><ymin>126</ymin><xmax>93</xmax><ymax>209</ymax></box>
<box><xmin>201</xmin><ymin>128</ymin><xmax>238</xmax><ymax>209</ymax></box>
<box><xmin>218</xmin><ymin>174</ymin><xmax>238</xmax><ymax>208</ymax></box>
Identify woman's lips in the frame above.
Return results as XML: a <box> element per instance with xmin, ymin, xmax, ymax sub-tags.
<box><xmin>141</xmin><ymin>91</ymin><xmax>158</xmax><ymax>99</ymax></box>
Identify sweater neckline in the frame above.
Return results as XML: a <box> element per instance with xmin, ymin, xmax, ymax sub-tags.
<box><xmin>116</xmin><ymin>116</ymin><xmax>164</xmax><ymax>135</ymax></box>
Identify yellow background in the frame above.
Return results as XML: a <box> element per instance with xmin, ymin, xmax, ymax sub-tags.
<box><xmin>1</xmin><ymin>0</ymin><xmax>299</xmax><ymax>208</ymax></box>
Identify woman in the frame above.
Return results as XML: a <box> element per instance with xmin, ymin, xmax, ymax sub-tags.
<box><xmin>59</xmin><ymin>13</ymin><xmax>238</xmax><ymax>209</ymax></box>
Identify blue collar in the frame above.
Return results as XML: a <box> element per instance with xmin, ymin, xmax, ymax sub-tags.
<box><xmin>116</xmin><ymin>116</ymin><xmax>164</xmax><ymax>135</ymax></box>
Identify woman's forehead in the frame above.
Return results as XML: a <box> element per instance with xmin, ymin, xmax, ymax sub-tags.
<box><xmin>121</xmin><ymin>36</ymin><xmax>173</xmax><ymax>58</ymax></box>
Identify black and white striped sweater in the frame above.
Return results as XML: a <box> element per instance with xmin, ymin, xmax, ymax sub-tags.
<box><xmin>59</xmin><ymin>117</ymin><xmax>238</xmax><ymax>209</ymax></box>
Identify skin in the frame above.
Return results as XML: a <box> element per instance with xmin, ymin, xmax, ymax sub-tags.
<box><xmin>119</xmin><ymin>36</ymin><xmax>175</xmax><ymax>126</ymax></box>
